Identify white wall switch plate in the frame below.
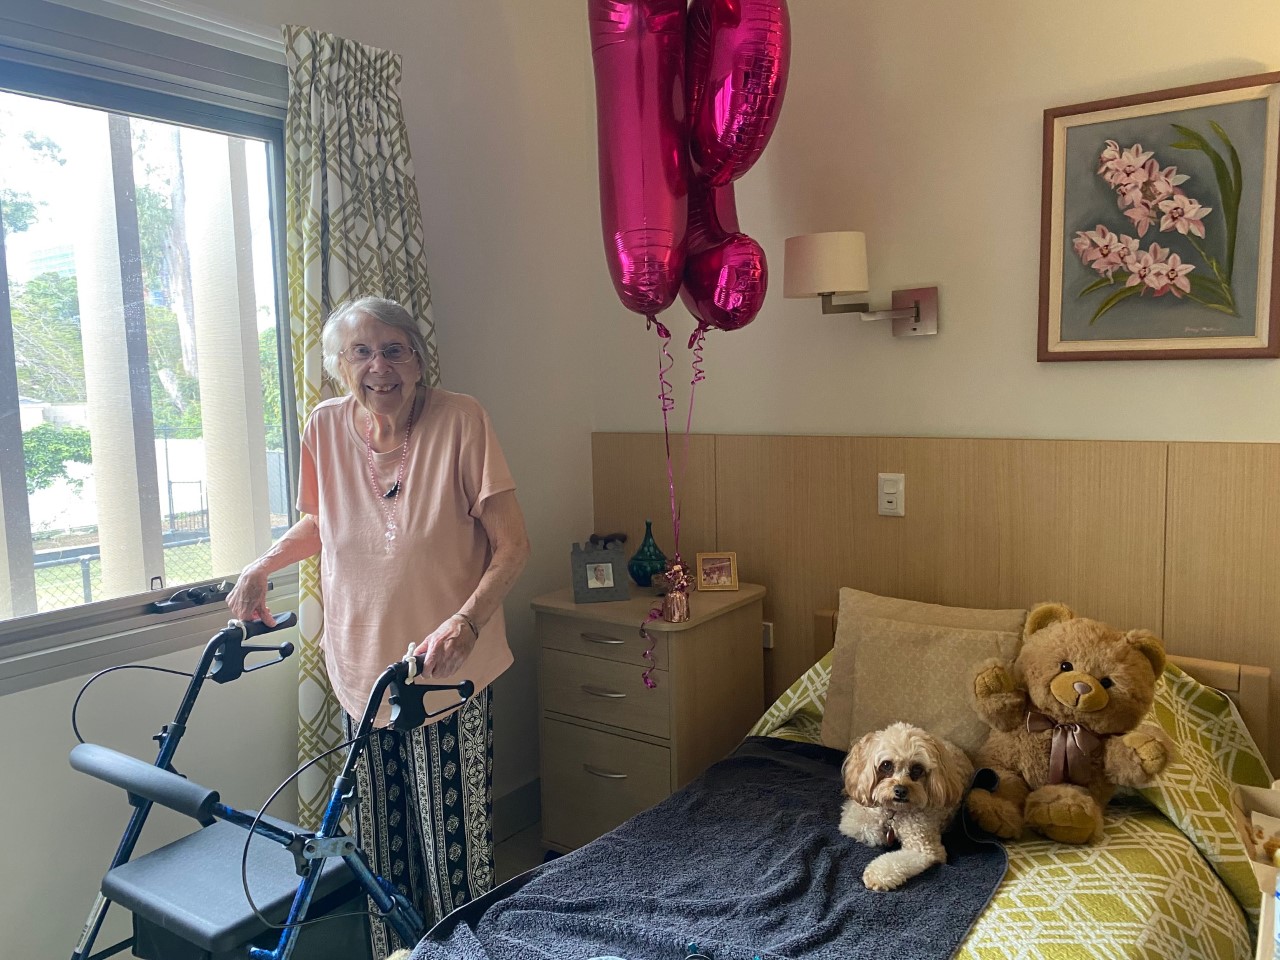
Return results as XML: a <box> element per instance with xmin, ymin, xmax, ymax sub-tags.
<box><xmin>762</xmin><ymin>621</ymin><xmax>775</xmax><ymax>649</ymax></box>
<box><xmin>878</xmin><ymin>473</ymin><xmax>905</xmax><ymax>516</ymax></box>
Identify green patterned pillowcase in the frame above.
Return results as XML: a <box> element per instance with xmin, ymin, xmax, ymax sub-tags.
<box><xmin>1137</xmin><ymin>661</ymin><xmax>1272</xmax><ymax>928</ymax></box>
<box><xmin>748</xmin><ymin>650</ymin><xmax>831</xmax><ymax>743</ymax></box>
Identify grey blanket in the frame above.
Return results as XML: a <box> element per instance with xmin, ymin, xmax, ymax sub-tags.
<box><xmin>411</xmin><ymin>737</ymin><xmax>1006</xmax><ymax>960</ymax></box>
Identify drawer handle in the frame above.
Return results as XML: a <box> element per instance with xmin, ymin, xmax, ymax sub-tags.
<box><xmin>583</xmin><ymin>763</ymin><xmax>627</xmax><ymax>779</ymax></box>
<box><xmin>580</xmin><ymin>632</ymin><xmax>624</xmax><ymax>645</ymax></box>
<box><xmin>581</xmin><ymin>685</ymin><xmax>626</xmax><ymax>699</ymax></box>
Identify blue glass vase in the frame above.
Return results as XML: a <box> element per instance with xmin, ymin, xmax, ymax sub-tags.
<box><xmin>627</xmin><ymin>520</ymin><xmax>667</xmax><ymax>588</ymax></box>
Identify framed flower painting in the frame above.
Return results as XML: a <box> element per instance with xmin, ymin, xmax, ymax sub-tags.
<box><xmin>1039</xmin><ymin>72</ymin><xmax>1280</xmax><ymax>360</ymax></box>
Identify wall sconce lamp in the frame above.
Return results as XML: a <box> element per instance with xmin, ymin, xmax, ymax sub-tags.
<box><xmin>783</xmin><ymin>231</ymin><xmax>939</xmax><ymax>337</ymax></box>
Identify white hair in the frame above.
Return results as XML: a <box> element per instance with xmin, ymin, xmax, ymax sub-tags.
<box><xmin>321</xmin><ymin>296</ymin><xmax>430</xmax><ymax>387</ymax></box>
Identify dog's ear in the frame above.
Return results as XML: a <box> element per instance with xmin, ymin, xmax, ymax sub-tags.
<box><xmin>925</xmin><ymin>739</ymin><xmax>969</xmax><ymax>810</ymax></box>
<box><xmin>842</xmin><ymin>731</ymin><xmax>878</xmax><ymax>805</ymax></box>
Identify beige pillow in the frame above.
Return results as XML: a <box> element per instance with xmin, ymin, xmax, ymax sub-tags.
<box><xmin>820</xmin><ymin>589</ymin><xmax>1026</xmax><ymax>754</ymax></box>
<box><xmin>836</xmin><ymin>587</ymin><xmax>1027</xmax><ymax>631</ymax></box>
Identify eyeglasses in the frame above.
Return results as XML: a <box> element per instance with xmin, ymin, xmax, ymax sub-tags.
<box><xmin>341</xmin><ymin>343</ymin><xmax>418</xmax><ymax>365</ymax></box>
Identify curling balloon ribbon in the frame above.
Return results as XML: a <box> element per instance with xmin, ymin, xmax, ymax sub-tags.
<box><xmin>675</xmin><ymin>326</ymin><xmax>707</xmax><ymax>518</ymax></box>
<box><xmin>639</xmin><ymin>608</ymin><xmax>661</xmax><ymax>689</ymax></box>
<box><xmin>656</xmin><ymin>328</ymin><xmax>680</xmax><ymax>558</ymax></box>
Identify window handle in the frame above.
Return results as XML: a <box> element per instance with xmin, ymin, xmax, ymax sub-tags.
<box><xmin>149</xmin><ymin>579</ymin><xmax>267</xmax><ymax>614</ymax></box>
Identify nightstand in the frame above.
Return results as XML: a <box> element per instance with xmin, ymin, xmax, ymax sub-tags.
<box><xmin>531</xmin><ymin>583</ymin><xmax>765</xmax><ymax>852</ymax></box>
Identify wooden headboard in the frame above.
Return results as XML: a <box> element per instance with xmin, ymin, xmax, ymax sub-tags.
<box><xmin>592</xmin><ymin>433</ymin><xmax>1280</xmax><ymax>771</ymax></box>
<box><xmin>813</xmin><ymin>608</ymin><xmax>1272</xmax><ymax>759</ymax></box>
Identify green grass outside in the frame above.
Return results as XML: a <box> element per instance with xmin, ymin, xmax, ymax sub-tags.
<box><xmin>34</xmin><ymin>540</ymin><xmax>214</xmax><ymax>612</ymax></box>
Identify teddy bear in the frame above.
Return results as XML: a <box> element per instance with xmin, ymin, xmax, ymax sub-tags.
<box><xmin>965</xmin><ymin>602</ymin><xmax>1174</xmax><ymax>844</ymax></box>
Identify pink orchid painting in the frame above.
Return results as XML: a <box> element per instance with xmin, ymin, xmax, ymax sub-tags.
<box><xmin>1071</xmin><ymin>125</ymin><xmax>1238</xmax><ymax>324</ymax></box>
<box><xmin>1040</xmin><ymin>73</ymin><xmax>1280</xmax><ymax>361</ymax></box>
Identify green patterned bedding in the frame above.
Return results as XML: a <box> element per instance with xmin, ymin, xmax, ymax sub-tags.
<box><xmin>749</xmin><ymin>653</ymin><xmax>1270</xmax><ymax>960</ymax></box>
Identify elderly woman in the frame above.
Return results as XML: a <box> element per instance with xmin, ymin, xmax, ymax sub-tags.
<box><xmin>228</xmin><ymin>296</ymin><xmax>530</xmax><ymax>958</ymax></box>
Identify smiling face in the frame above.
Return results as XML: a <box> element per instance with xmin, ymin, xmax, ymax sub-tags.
<box><xmin>336</xmin><ymin>311</ymin><xmax>422</xmax><ymax>422</ymax></box>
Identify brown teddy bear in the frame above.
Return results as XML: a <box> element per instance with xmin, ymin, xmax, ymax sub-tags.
<box><xmin>966</xmin><ymin>602</ymin><xmax>1173</xmax><ymax>844</ymax></box>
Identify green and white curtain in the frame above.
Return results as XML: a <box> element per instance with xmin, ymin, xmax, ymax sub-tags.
<box><xmin>283</xmin><ymin>24</ymin><xmax>440</xmax><ymax>825</ymax></box>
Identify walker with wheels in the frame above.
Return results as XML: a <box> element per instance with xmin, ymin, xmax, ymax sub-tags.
<box><xmin>68</xmin><ymin>614</ymin><xmax>472</xmax><ymax>960</ymax></box>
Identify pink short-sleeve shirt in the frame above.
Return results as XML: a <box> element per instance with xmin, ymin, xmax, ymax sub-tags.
<box><xmin>298</xmin><ymin>388</ymin><xmax>516</xmax><ymax>724</ymax></box>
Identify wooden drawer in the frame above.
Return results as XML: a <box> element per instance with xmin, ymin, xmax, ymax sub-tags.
<box><xmin>540</xmin><ymin>648</ymin><xmax>669</xmax><ymax>738</ymax></box>
<box><xmin>538</xmin><ymin>612</ymin><xmax>668</xmax><ymax>668</ymax></box>
<box><xmin>540</xmin><ymin>717</ymin><xmax>670</xmax><ymax>851</ymax></box>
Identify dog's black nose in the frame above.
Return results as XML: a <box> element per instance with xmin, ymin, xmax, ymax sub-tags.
<box><xmin>893</xmin><ymin>785</ymin><xmax>908</xmax><ymax>801</ymax></box>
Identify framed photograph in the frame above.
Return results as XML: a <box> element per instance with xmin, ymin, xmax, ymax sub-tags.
<box><xmin>695</xmin><ymin>551</ymin><xmax>738</xmax><ymax>591</ymax></box>
<box><xmin>1039</xmin><ymin>72</ymin><xmax>1280</xmax><ymax>360</ymax></box>
<box><xmin>570</xmin><ymin>541</ymin><xmax>630</xmax><ymax>603</ymax></box>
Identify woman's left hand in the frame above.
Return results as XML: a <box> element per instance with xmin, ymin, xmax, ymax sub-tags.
<box><xmin>413</xmin><ymin>616</ymin><xmax>478</xmax><ymax>679</ymax></box>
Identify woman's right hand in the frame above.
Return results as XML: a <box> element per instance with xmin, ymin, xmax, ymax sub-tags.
<box><xmin>226</xmin><ymin>565</ymin><xmax>275</xmax><ymax>627</ymax></box>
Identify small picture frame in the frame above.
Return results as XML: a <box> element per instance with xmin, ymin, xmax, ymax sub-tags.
<box><xmin>570</xmin><ymin>541</ymin><xmax>630</xmax><ymax>603</ymax></box>
<box><xmin>695</xmin><ymin>551</ymin><xmax>739</xmax><ymax>591</ymax></box>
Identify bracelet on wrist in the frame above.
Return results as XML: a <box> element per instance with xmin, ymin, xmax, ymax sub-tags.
<box><xmin>454</xmin><ymin>612</ymin><xmax>479</xmax><ymax>638</ymax></box>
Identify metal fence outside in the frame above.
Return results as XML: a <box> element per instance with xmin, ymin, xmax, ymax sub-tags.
<box><xmin>34</xmin><ymin>537</ymin><xmax>212</xmax><ymax>611</ymax></box>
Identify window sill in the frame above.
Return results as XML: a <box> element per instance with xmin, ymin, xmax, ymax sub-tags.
<box><xmin>0</xmin><ymin>568</ymin><xmax>300</xmax><ymax>697</ymax></box>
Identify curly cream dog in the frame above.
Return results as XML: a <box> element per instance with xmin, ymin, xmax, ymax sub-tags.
<box><xmin>839</xmin><ymin>722</ymin><xmax>973</xmax><ymax>891</ymax></box>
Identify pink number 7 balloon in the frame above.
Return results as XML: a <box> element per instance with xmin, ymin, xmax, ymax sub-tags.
<box><xmin>588</xmin><ymin>0</ymin><xmax>690</xmax><ymax>323</ymax></box>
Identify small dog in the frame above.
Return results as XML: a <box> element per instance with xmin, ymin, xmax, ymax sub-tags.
<box><xmin>838</xmin><ymin>721</ymin><xmax>973</xmax><ymax>891</ymax></box>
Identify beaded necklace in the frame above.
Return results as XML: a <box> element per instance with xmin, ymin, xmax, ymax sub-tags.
<box><xmin>364</xmin><ymin>394</ymin><xmax>416</xmax><ymax>551</ymax></box>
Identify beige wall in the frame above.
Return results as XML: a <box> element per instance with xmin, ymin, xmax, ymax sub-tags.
<box><xmin>8</xmin><ymin>0</ymin><xmax>1280</xmax><ymax>952</ymax></box>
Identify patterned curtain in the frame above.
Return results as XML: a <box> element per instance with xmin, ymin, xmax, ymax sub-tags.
<box><xmin>283</xmin><ymin>24</ymin><xmax>440</xmax><ymax>826</ymax></box>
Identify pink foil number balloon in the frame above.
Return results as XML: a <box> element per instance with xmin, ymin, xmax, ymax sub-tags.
<box><xmin>588</xmin><ymin>0</ymin><xmax>689</xmax><ymax>321</ymax></box>
<box><xmin>686</xmin><ymin>0</ymin><xmax>791</xmax><ymax>187</ymax></box>
<box><xmin>680</xmin><ymin>178</ymin><xmax>767</xmax><ymax>334</ymax></box>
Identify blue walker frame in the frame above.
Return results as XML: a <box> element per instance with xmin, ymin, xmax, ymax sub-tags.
<box><xmin>69</xmin><ymin>613</ymin><xmax>472</xmax><ymax>960</ymax></box>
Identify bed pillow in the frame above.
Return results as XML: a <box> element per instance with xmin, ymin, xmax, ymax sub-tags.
<box><xmin>819</xmin><ymin>589</ymin><xmax>1025</xmax><ymax>754</ymax></box>
<box><xmin>820</xmin><ymin>615</ymin><xmax>1022</xmax><ymax>754</ymax></box>
<box><xmin>1137</xmin><ymin>661</ymin><xmax>1272</xmax><ymax>928</ymax></box>
<box><xmin>834</xmin><ymin>587</ymin><xmax>1028</xmax><ymax>632</ymax></box>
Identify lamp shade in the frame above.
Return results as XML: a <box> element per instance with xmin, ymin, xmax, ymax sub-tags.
<box><xmin>782</xmin><ymin>231</ymin><xmax>869</xmax><ymax>298</ymax></box>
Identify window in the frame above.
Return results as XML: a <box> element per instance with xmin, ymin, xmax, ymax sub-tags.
<box><xmin>0</xmin><ymin>0</ymin><xmax>295</xmax><ymax>688</ymax></box>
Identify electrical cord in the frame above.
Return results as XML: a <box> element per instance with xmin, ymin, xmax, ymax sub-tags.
<box><xmin>71</xmin><ymin>664</ymin><xmax>195</xmax><ymax>744</ymax></box>
<box><xmin>239</xmin><ymin>729</ymin><xmax>401</xmax><ymax>934</ymax></box>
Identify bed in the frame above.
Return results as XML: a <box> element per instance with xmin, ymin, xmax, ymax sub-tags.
<box><xmin>411</xmin><ymin>591</ymin><xmax>1271</xmax><ymax>960</ymax></box>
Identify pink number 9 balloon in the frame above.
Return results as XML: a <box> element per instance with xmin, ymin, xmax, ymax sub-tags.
<box><xmin>686</xmin><ymin>0</ymin><xmax>791</xmax><ymax>187</ymax></box>
<box><xmin>681</xmin><ymin>179</ymin><xmax>767</xmax><ymax>335</ymax></box>
<box><xmin>588</xmin><ymin>0</ymin><xmax>689</xmax><ymax>322</ymax></box>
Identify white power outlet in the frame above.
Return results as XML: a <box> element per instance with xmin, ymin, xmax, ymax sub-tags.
<box><xmin>762</xmin><ymin>621</ymin><xmax>775</xmax><ymax>649</ymax></box>
<box><xmin>878</xmin><ymin>473</ymin><xmax>905</xmax><ymax>516</ymax></box>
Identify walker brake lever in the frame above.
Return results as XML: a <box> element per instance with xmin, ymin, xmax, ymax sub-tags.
<box><xmin>387</xmin><ymin>660</ymin><xmax>474</xmax><ymax>731</ymax></box>
<box><xmin>210</xmin><ymin>613</ymin><xmax>298</xmax><ymax>683</ymax></box>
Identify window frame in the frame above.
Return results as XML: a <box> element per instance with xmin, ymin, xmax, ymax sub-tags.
<box><xmin>0</xmin><ymin>22</ymin><xmax>300</xmax><ymax>692</ymax></box>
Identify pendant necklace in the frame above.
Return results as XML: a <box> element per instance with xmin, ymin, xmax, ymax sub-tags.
<box><xmin>365</xmin><ymin>395</ymin><xmax>416</xmax><ymax>552</ymax></box>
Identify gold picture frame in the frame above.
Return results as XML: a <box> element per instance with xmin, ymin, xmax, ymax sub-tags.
<box><xmin>695</xmin><ymin>551</ymin><xmax>738</xmax><ymax>591</ymax></box>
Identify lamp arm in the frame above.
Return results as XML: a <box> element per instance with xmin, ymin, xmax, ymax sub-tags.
<box><xmin>819</xmin><ymin>293</ymin><xmax>918</xmax><ymax>322</ymax></box>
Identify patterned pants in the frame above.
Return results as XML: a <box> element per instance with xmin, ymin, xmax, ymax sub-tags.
<box><xmin>344</xmin><ymin>686</ymin><xmax>494</xmax><ymax>959</ymax></box>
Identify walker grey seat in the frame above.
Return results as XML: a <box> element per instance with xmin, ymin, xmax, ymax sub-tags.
<box><xmin>100</xmin><ymin>818</ymin><xmax>365</xmax><ymax>960</ymax></box>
